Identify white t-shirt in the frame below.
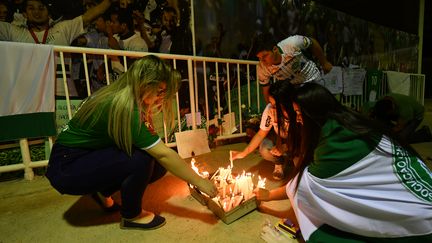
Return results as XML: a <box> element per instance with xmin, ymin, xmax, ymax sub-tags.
<box><xmin>258</xmin><ymin>35</ymin><xmax>321</xmax><ymax>86</ymax></box>
<box><xmin>0</xmin><ymin>16</ymin><xmax>84</xmax><ymax>46</ymax></box>
<box><xmin>116</xmin><ymin>32</ymin><xmax>148</xmax><ymax>52</ymax></box>
<box><xmin>259</xmin><ymin>103</ymin><xmax>288</xmax><ymax>138</ymax></box>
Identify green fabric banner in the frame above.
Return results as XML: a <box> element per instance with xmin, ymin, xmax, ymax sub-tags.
<box><xmin>0</xmin><ymin>112</ymin><xmax>56</xmax><ymax>142</ymax></box>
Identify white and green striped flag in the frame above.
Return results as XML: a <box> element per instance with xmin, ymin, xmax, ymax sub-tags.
<box><xmin>0</xmin><ymin>41</ymin><xmax>56</xmax><ymax>141</ymax></box>
<box><xmin>287</xmin><ymin>125</ymin><xmax>432</xmax><ymax>241</ymax></box>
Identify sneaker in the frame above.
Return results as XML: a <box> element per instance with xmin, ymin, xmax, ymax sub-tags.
<box><xmin>272</xmin><ymin>164</ymin><xmax>284</xmax><ymax>180</ymax></box>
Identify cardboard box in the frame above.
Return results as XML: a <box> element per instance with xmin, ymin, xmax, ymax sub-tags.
<box><xmin>189</xmin><ymin>186</ymin><xmax>258</xmax><ymax>224</ymax></box>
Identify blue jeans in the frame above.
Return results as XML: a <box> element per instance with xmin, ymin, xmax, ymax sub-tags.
<box><xmin>46</xmin><ymin>143</ymin><xmax>166</xmax><ymax>218</ymax></box>
<box><xmin>259</xmin><ymin>137</ymin><xmax>284</xmax><ymax>165</ymax></box>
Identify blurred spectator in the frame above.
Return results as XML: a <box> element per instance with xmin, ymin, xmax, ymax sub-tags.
<box><xmin>0</xmin><ymin>0</ymin><xmax>117</xmax><ymax>97</ymax></box>
<box><xmin>10</xmin><ymin>0</ymin><xmax>26</xmax><ymax>26</ymax></box>
<box><xmin>72</xmin><ymin>12</ymin><xmax>122</xmax><ymax>94</ymax></box>
<box><xmin>0</xmin><ymin>0</ymin><xmax>117</xmax><ymax>45</ymax></box>
<box><xmin>132</xmin><ymin>8</ymin><xmax>156</xmax><ymax>49</ymax></box>
<box><xmin>110</xmin><ymin>8</ymin><xmax>148</xmax><ymax>51</ymax></box>
<box><xmin>154</xmin><ymin>6</ymin><xmax>176</xmax><ymax>53</ymax></box>
<box><xmin>0</xmin><ymin>0</ymin><xmax>11</xmax><ymax>22</ymax></box>
<box><xmin>368</xmin><ymin>93</ymin><xmax>431</xmax><ymax>144</ymax></box>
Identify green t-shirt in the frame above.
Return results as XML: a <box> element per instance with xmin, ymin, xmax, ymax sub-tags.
<box><xmin>387</xmin><ymin>93</ymin><xmax>424</xmax><ymax>122</ymax></box>
<box><xmin>56</xmin><ymin>104</ymin><xmax>160</xmax><ymax>150</ymax></box>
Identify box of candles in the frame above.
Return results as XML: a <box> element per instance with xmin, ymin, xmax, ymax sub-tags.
<box><xmin>189</xmin><ymin>158</ymin><xmax>266</xmax><ymax>224</ymax></box>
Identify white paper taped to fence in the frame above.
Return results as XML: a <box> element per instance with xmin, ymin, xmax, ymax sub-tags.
<box><xmin>385</xmin><ymin>71</ymin><xmax>410</xmax><ymax>96</ymax></box>
<box><xmin>322</xmin><ymin>66</ymin><xmax>343</xmax><ymax>94</ymax></box>
<box><xmin>343</xmin><ymin>68</ymin><xmax>366</xmax><ymax>96</ymax></box>
<box><xmin>185</xmin><ymin>112</ymin><xmax>202</xmax><ymax>127</ymax></box>
<box><xmin>222</xmin><ymin>112</ymin><xmax>237</xmax><ymax>135</ymax></box>
<box><xmin>175</xmin><ymin>129</ymin><xmax>211</xmax><ymax>158</ymax></box>
<box><xmin>208</xmin><ymin>112</ymin><xmax>237</xmax><ymax>135</ymax></box>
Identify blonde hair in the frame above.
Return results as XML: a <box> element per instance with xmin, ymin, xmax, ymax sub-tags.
<box><xmin>74</xmin><ymin>55</ymin><xmax>180</xmax><ymax>155</ymax></box>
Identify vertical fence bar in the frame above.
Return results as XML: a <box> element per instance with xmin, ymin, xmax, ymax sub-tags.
<box><xmin>104</xmin><ymin>54</ymin><xmax>110</xmax><ymax>85</ymax></box>
<box><xmin>194</xmin><ymin>61</ymin><xmax>199</xmax><ymax>112</ymax></box>
<box><xmin>188</xmin><ymin>58</ymin><xmax>197</xmax><ymax>129</ymax></box>
<box><xmin>19</xmin><ymin>139</ymin><xmax>34</xmax><ymax>180</ymax></box>
<box><xmin>82</xmin><ymin>53</ymin><xmax>92</xmax><ymax>96</ymax></box>
<box><xmin>59</xmin><ymin>52</ymin><xmax>73</xmax><ymax>120</ymax></box>
<box><xmin>256</xmin><ymin>65</ymin><xmax>260</xmax><ymax>111</ymax></box>
<box><xmin>215</xmin><ymin>62</ymin><xmax>221</xmax><ymax>120</ymax></box>
<box><xmin>123</xmin><ymin>56</ymin><xmax>128</xmax><ymax>72</ymax></box>
<box><xmin>226</xmin><ymin>62</ymin><xmax>232</xmax><ymax>135</ymax></box>
<box><xmin>237</xmin><ymin>63</ymin><xmax>242</xmax><ymax>133</ymax></box>
<box><xmin>173</xmin><ymin>59</ymin><xmax>181</xmax><ymax>132</ymax></box>
<box><xmin>203</xmin><ymin>61</ymin><xmax>209</xmax><ymax>129</ymax></box>
<box><xmin>247</xmin><ymin>64</ymin><xmax>251</xmax><ymax>108</ymax></box>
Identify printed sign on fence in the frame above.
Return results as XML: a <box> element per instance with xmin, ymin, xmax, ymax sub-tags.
<box><xmin>55</xmin><ymin>99</ymin><xmax>83</xmax><ymax>133</ymax></box>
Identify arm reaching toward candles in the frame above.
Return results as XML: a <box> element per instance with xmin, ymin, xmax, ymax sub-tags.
<box><xmin>253</xmin><ymin>186</ymin><xmax>288</xmax><ymax>201</ymax></box>
<box><xmin>232</xmin><ymin>129</ymin><xmax>269</xmax><ymax>160</ymax></box>
<box><xmin>147</xmin><ymin>141</ymin><xmax>218</xmax><ymax>197</ymax></box>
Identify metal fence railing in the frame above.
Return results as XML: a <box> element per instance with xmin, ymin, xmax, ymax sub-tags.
<box><xmin>0</xmin><ymin>44</ymin><xmax>426</xmax><ymax>180</ymax></box>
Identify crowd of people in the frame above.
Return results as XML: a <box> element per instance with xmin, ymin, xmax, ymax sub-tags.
<box><xmin>0</xmin><ymin>0</ymin><xmax>193</xmax><ymax>95</ymax></box>
<box><xmin>1</xmin><ymin>0</ymin><xmax>431</xmax><ymax>240</ymax></box>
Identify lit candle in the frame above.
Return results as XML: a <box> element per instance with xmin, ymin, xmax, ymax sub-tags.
<box><xmin>246</xmin><ymin>173</ymin><xmax>253</xmax><ymax>200</ymax></box>
<box><xmin>229</xmin><ymin>150</ymin><xmax>233</xmax><ymax>168</ymax></box>
<box><xmin>222</xmin><ymin>197</ymin><xmax>232</xmax><ymax>212</ymax></box>
<box><xmin>232</xmin><ymin>194</ymin><xmax>243</xmax><ymax>207</ymax></box>
<box><xmin>233</xmin><ymin>180</ymin><xmax>238</xmax><ymax>195</ymax></box>
<box><xmin>257</xmin><ymin>175</ymin><xmax>267</xmax><ymax>189</ymax></box>
<box><xmin>220</xmin><ymin>180</ymin><xmax>226</xmax><ymax>198</ymax></box>
<box><xmin>210</xmin><ymin>168</ymin><xmax>220</xmax><ymax>181</ymax></box>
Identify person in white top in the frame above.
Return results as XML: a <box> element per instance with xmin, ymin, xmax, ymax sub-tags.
<box><xmin>0</xmin><ymin>0</ymin><xmax>118</xmax><ymax>97</ymax></box>
<box><xmin>231</xmin><ymin>93</ymin><xmax>290</xmax><ymax>180</ymax></box>
<box><xmin>0</xmin><ymin>0</ymin><xmax>117</xmax><ymax>45</ymax></box>
<box><xmin>251</xmin><ymin>32</ymin><xmax>333</xmax><ymax>103</ymax></box>
<box><xmin>110</xmin><ymin>9</ymin><xmax>148</xmax><ymax>52</ymax></box>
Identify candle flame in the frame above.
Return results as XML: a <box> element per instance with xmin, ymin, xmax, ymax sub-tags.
<box><xmin>190</xmin><ymin>157</ymin><xmax>267</xmax><ymax>212</ymax></box>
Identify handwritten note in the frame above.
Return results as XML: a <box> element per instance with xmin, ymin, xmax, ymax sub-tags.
<box><xmin>343</xmin><ymin>68</ymin><xmax>366</xmax><ymax>96</ymax></box>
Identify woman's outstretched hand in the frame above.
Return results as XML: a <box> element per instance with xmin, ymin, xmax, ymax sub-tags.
<box><xmin>253</xmin><ymin>188</ymin><xmax>271</xmax><ymax>201</ymax></box>
<box><xmin>231</xmin><ymin>150</ymin><xmax>247</xmax><ymax>160</ymax></box>
<box><xmin>195</xmin><ymin>178</ymin><xmax>218</xmax><ymax>198</ymax></box>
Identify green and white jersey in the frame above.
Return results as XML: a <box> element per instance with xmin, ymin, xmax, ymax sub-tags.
<box><xmin>56</xmin><ymin>103</ymin><xmax>160</xmax><ymax>150</ymax></box>
<box><xmin>259</xmin><ymin>103</ymin><xmax>288</xmax><ymax>138</ymax></box>
<box><xmin>258</xmin><ymin>35</ymin><xmax>321</xmax><ymax>86</ymax></box>
<box><xmin>286</xmin><ymin>119</ymin><xmax>432</xmax><ymax>241</ymax></box>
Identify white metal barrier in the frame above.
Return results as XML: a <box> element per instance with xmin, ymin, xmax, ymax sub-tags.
<box><xmin>340</xmin><ymin>72</ymin><xmax>425</xmax><ymax>110</ymax></box>
<box><xmin>0</xmin><ymin>45</ymin><xmax>426</xmax><ymax>179</ymax></box>
<box><xmin>0</xmin><ymin>46</ymin><xmax>261</xmax><ymax>179</ymax></box>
